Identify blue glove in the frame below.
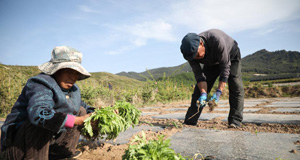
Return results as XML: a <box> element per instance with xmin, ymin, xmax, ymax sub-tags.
<box><xmin>209</xmin><ymin>89</ymin><xmax>222</xmax><ymax>103</ymax></box>
<box><xmin>198</xmin><ymin>93</ymin><xmax>207</xmax><ymax>107</ymax></box>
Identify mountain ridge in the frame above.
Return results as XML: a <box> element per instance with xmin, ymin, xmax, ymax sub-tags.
<box><xmin>117</xmin><ymin>49</ymin><xmax>300</xmax><ymax>81</ymax></box>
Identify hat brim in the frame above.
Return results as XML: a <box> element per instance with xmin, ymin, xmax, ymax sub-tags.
<box><xmin>183</xmin><ymin>51</ymin><xmax>197</xmax><ymax>61</ymax></box>
<box><xmin>38</xmin><ymin>61</ymin><xmax>91</xmax><ymax>80</ymax></box>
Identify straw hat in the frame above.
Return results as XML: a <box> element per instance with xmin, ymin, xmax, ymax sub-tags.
<box><xmin>38</xmin><ymin>46</ymin><xmax>91</xmax><ymax>80</ymax></box>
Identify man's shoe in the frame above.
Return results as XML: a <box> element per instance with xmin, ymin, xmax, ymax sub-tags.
<box><xmin>70</xmin><ymin>151</ymin><xmax>82</xmax><ymax>159</ymax></box>
<box><xmin>49</xmin><ymin>151</ymin><xmax>82</xmax><ymax>160</ymax></box>
<box><xmin>183</xmin><ymin>121</ymin><xmax>197</xmax><ymax>126</ymax></box>
<box><xmin>228</xmin><ymin>123</ymin><xmax>240</xmax><ymax>128</ymax></box>
<box><xmin>205</xmin><ymin>155</ymin><xmax>216</xmax><ymax>160</ymax></box>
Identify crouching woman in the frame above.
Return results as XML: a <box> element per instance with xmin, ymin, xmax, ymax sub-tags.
<box><xmin>1</xmin><ymin>46</ymin><xmax>95</xmax><ymax>160</ymax></box>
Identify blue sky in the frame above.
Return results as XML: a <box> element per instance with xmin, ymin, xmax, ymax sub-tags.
<box><xmin>1</xmin><ymin>0</ymin><xmax>300</xmax><ymax>74</ymax></box>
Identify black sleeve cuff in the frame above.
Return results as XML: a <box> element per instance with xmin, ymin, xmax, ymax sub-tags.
<box><xmin>37</xmin><ymin>112</ymin><xmax>67</xmax><ymax>133</ymax></box>
<box><xmin>87</xmin><ymin>107</ymin><xmax>95</xmax><ymax>113</ymax></box>
<box><xmin>219</xmin><ymin>76</ymin><xmax>228</xmax><ymax>83</ymax></box>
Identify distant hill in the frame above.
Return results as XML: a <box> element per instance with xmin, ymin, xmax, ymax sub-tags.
<box><xmin>1</xmin><ymin>49</ymin><xmax>299</xmax><ymax>84</ymax></box>
<box><xmin>117</xmin><ymin>63</ymin><xmax>192</xmax><ymax>81</ymax></box>
<box><xmin>241</xmin><ymin>49</ymin><xmax>300</xmax><ymax>74</ymax></box>
<box><xmin>0</xmin><ymin>63</ymin><xmax>144</xmax><ymax>92</ymax></box>
<box><xmin>117</xmin><ymin>49</ymin><xmax>300</xmax><ymax>81</ymax></box>
<box><xmin>87</xmin><ymin>72</ymin><xmax>144</xmax><ymax>89</ymax></box>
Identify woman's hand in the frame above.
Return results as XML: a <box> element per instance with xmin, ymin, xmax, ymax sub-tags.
<box><xmin>74</xmin><ymin>113</ymin><xmax>92</xmax><ymax>126</ymax></box>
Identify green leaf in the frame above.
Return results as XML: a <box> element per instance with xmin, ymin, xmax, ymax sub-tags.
<box><xmin>81</xmin><ymin>101</ymin><xmax>141</xmax><ymax>140</ymax></box>
<box><xmin>123</xmin><ymin>131</ymin><xmax>187</xmax><ymax>160</ymax></box>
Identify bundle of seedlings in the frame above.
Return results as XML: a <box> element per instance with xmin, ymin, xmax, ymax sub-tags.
<box><xmin>122</xmin><ymin>131</ymin><xmax>188</xmax><ymax>160</ymax></box>
<box><xmin>208</xmin><ymin>99</ymin><xmax>218</xmax><ymax>112</ymax></box>
<box><xmin>81</xmin><ymin>101</ymin><xmax>141</xmax><ymax>140</ymax></box>
<box><xmin>114</xmin><ymin>101</ymin><xmax>141</xmax><ymax>129</ymax></box>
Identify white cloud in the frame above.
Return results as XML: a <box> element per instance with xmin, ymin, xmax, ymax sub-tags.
<box><xmin>122</xmin><ymin>19</ymin><xmax>175</xmax><ymax>42</ymax></box>
<box><xmin>104</xmin><ymin>44</ymin><xmax>137</xmax><ymax>55</ymax></box>
<box><xmin>254</xmin><ymin>28</ymin><xmax>278</xmax><ymax>36</ymax></box>
<box><xmin>104</xmin><ymin>19</ymin><xmax>175</xmax><ymax>55</ymax></box>
<box><xmin>169</xmin><ymin>0</ymin><xmax>300</xmax><ymax>33</ymax></box>
<box><xmin>79</xmin><ymin>5</ymin><xmax>101</xmax><ymax>14</ymax></box>
<box><xmin>82</xmin><ymin>0</ymin><xmax>300</xmax><ymax>55</ymax></box>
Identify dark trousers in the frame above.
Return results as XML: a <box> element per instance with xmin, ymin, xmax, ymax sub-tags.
<box><xmin>3</xmin><ymin>107</ymin><xmax>86</xmax><ymax>160</ymax></box>
<box><xmin>184</xmin><ymin>51</ymin><xmax>244</xmax><ymax>125</ymax></box>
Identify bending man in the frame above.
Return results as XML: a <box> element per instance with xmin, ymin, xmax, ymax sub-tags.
<box><xmin>180</xmin><ymin>29</ymin><xmax>244</xmax><ymax>128</ymax></box>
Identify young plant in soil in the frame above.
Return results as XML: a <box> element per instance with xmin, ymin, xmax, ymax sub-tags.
<box><xmin>81</xmin><ymin>101</ymin><xmax>141</xmax><ymax>140</ymax></box>
<box><xmin>122</xmin><ymin>131</ymin><xmax>189</xmax><ymax>160</ymax></box>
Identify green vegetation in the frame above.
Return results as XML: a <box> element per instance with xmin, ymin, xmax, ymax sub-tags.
<box><xmin>1</xmin><ymin>49</ymin><xmax>300</xmax><ymax>118</ymax></box>
<box><xmin>115</xmin><ymin>101</ymin><xmax>141</xmax><ymax>129</ymax></box>
<box><xmin>250</xmin><ymin>77</ymin><xmax>300</xmax><ymax>84</ymax></box>
<box><xmin>117</xmin><ymin>63</ymin><xmax>192</xmax><ymax>81</ymax></box>
<box><xmin>161</xmin><ymin>72</ymin><xmax>195</xmax><ymax>87</ymax></box>
<box><xmin>81</xmin><ymin>101</ymin><xmax>141</xmax><ymax>140</ymax></box>
<box><xmin>0</xmin><ymin>63</ymin><xmax>193</xmax><ymax>117</ymax></box>
<box><xmin>244</xmin><ymin>82</ymin><xmax>300</xmax><ymax>98</ymax></box>
<box><xmin>242</xmin><ymin>49</ymin><xmax>300</xmax><ymax>74</ymax></box>
<box><xmin>122</xmin><ymin>131</ymin><xmax>188</xmax><ymax>160</ymax></box>
<box><xmin>0</xmin><ymin>64</ymin><xmax>40</xmax><ymax>117</ymax></box>
<box><xmin>81</xmin><ymin>106</ymin><xmax>126</xmax><ymax>140</ymax></box>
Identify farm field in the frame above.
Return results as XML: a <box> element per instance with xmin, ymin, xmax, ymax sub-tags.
<box><xmin>74</xmin><ymin>97</ymin><xmax>300</xmax><ymax>160</ymax></box>
<box><xmin>1</xmin><ymin>64</ymin><xmax>300</xmax><ymax>159</ymax></box>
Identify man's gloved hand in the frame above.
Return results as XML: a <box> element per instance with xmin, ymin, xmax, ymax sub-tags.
<box><xmin>209</xmin><ymin>89</ymin><xmax>222</xmax><ymax>103</ymax></box>
<box><xmin>198</xmin><ymin>93</ymin><xmax>207</xmax><ymax>108</ymax></box>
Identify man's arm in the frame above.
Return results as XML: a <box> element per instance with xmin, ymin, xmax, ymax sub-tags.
<box><xmin>198</xmin><ymin>81</ymin><xmax>226</xmax><ymax>95</ymax></box>
<box><xmin>218</xmin><ymin>81</ymin><xmax>226</xmax><ymax>92</ymax></box>
<box><xmin>197</xmin><ymin>81</ymin><xmax>207</xmax><ymax>93</ymax></box>
<box><xmin>188</xmin><ymin>60</ymin><xmax>206</xmax><ymax>85</ymax></box>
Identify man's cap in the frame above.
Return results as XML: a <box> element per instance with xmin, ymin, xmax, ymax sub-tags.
<box><xmin>180</xmin><ymin>33</ymin><xmax>200</xmax><ymax>61</ymax></box>
<box><xmin>38</xmin><ymin>46</ymin><xmax>91</xmax><ymax>80</ymax></box>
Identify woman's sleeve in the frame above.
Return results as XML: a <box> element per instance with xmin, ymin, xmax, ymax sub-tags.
<box><xmin>25</xmin><ymin>79</ymin><xmax>67</xmax><ymax>133</ymax></box>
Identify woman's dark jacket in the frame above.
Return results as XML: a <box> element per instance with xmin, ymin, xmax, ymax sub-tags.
<box><xmin>1</xmin><ymin>73</ymin><xmax>94</xmax><ymax>150</ymax></box>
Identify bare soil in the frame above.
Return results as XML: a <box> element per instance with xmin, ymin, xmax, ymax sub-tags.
<box><xmin>77</xmin><ymin>98</ymin><xmax>300</xmax><ymax>160</ymax></box>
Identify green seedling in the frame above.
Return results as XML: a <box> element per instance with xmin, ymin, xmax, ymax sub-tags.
<box><xmin>140</xmin><ymin>120</ymin><xmax>154</xmax><ymax>126</ymax></box>
<box><xmin>255</xmin><ymin>129</ymin><xmax>259</xmax><ymax>136</ymax></box>
<box><xmin>172</xmin><ymin>121</ymin><xmax>178</xmax><ymax>128</ymax></box>
<box><xmin>81</xmin><ymin>101</ymin><xmax>141</xmax><ymax>140</ymax></box>
<box><xmin>122</xmin><ymin>131</ymin><xmax>189</xmax><ymax>160</ymax></box>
